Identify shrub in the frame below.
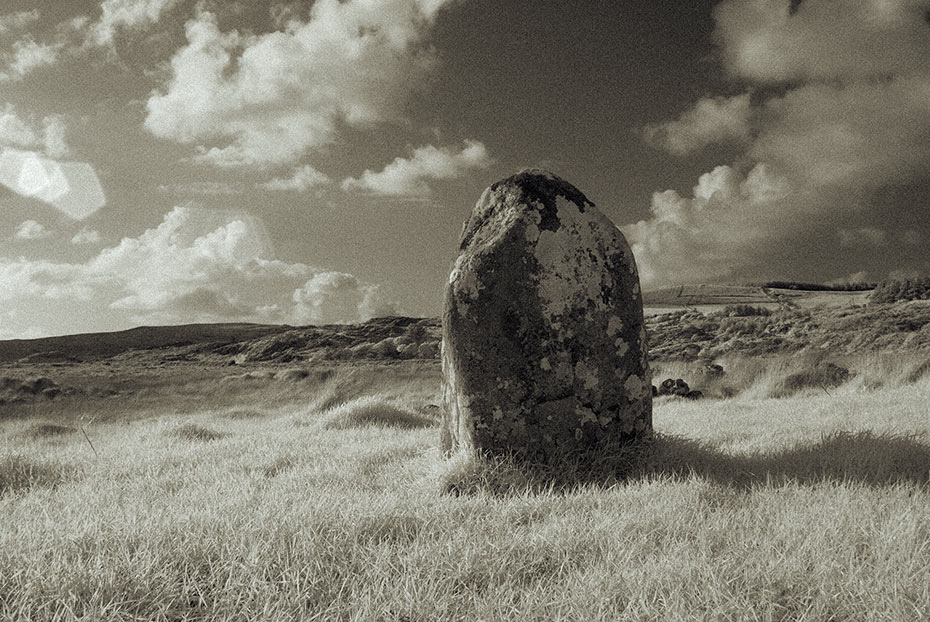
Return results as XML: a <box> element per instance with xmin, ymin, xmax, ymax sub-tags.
<box><xmin>771</xmin><ymin>362</ymin><xmax>851</xmax><ymax>398</ymax></box>
<box><xmin>275</xmin><ymin>368</ymin><xmax>310</xmax><ymax>381</ymax></box>
<box><xmin>870</xmin><ymin>277</ymin><xmax>930</xmax><ymax>303</ymax></box>
<box><xmin>906</xmin><ymin>358</ymin><xmax>930</xmax><ymax>384</ymax></box>
<box><xmin>717</xmin><ymin>304</ymin><xmax>773</xmax><ymax>317</ymax></box>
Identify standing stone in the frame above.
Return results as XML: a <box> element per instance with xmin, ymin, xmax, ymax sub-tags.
<box><xmin>441</xmin><ymin>169</ymin><xmax>652</xmax><ymax>461</ymax></box>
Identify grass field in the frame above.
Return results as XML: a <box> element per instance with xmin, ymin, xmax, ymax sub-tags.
<box><xmin>2</xmin><ymin>358</ymin><xmax>929</xmax><ymax>621</ymax></box>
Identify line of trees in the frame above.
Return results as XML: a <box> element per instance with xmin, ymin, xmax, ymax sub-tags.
<box><xmin>870</xmin><ymin>277</ymin><xmax>930</xmax><ymax>303</ymax></box>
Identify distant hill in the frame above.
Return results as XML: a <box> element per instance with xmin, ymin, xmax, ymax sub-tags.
<box><xmin>0</xmin><ymin>323</ymin><xmax>293</xmax><ymax>364</ymax></box>
<box><xmin>0</xmin><ymin>317</ymin><xmax>440</xmax><ymax>365</ymax></box>
<box><xmin>2</xmin><ymin>285</ymin><xmax>924</xmax><ymax>367</ymax></box>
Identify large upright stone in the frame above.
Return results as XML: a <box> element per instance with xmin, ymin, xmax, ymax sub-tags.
<box><xmin>441</xmin><ymin>169</ymin><xmax>651</xmax><ymax>461</ymax></box>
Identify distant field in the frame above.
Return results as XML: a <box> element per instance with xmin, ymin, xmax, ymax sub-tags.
<box><xmin>643</xmin><ymin>284</ymin><xmax>872</xmax><ymax>314</ymax></box>
<box><xmin>2</xmin><ymin>358</ymin><xmax>930</xmax><ymax>620</ymax></box>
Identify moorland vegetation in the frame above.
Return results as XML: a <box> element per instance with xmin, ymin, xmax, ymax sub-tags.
<box><xmin>1</xmin><ymin>296</ymin><xmax>929</xmax><ymax>620</ymax></box>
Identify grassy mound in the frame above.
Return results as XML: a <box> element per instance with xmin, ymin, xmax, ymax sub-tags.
<box><xmin>322</xmin><ymin>397</ymin><xmax>435</xmax><ymax>430</ymax></box>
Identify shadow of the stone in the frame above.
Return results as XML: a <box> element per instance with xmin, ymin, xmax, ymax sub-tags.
<box><xmin>442</xmin><ymin>431</ymin><xmax>930</xmax><ymax>496</ymax></box>
<box><xmin>631</xmin><ymin>431</ymin><xmax>930</xmax><ymax>489</ymax></box>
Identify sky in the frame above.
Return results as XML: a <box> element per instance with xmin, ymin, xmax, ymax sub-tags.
<box><xmin>0</xmin><ymin>0</ymin><xmax>929</xmax><ymax>339</ymax></box>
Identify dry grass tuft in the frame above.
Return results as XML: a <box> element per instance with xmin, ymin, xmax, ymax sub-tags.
<box><xmin>17</xmin><ymin>423</ymin><xmax>77</xmax><ymax>440</ymax></box>
<box><xmin>221</xmin><ymin>409</ymin><xmax>269</xmax><ymax>420</ymax></box>
<box><xmin>436</xmin><ymin>450</ymin><xmax>538</xmax><ymax>496</ymax></box>
<box><xmin>260</xmin><ymin>455</ymin><xmax>298</xmax><ymax>478</ymax></box>
<box><xmin>0</xmin><ymin>455</ymin><xmax>77</xmax><ymax>495</ymax></box>
<box><xmin>166</xmin><ymin>423</ymin><xmax>227</xmax><ymax>442</ymax></box>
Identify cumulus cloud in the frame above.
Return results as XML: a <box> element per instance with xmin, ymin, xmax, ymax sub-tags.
<box><xmin>0</xmin><ymin>207</ymin><xmax>397</xmax><ymax>328</ymax></box>
<box><xmin>751</xmin><ymin>77</ymin><xmax>930</xmax><ymax>188</ymax></box>
<box><xmin>341</xmin><ymin>140</ymin><xmax>491</xmax><ymax>196</ymax></box>
<box><xmin>0</xmin><ymin>1</ymin><xmax>179</xmax><ymax>82</ymax></box>
<box><xmin>14</xmin><ymin>220</ymin><xmax>53</xmax><ymax>240</ymax></box>
<box><xmin>293</xmin><ymin>272</ymin><xmax>398</xmax><ymax>325</ymax></box>
<box><xmin>626</xmin><ymin>164</ymin><xmax>798</xmax><ymax>285</ymax></box>
<box><xmin>0</xmin><ymin>104</ymin><xmax>71</xmax><ymax>157</ymax></box>
<box><xmin>714</xmin><ymin>0</ymin><xmax>930</xmax><ymax>82</ymax></box>
<box><xmin>0</xmin><ymin>105</ymin><xmax>37</xmax><ymax>147</ymax></box>
<box><xmin>41</xmin><ymin>115</ymin><xmax>70</xmax><ymax>158</ymax></box>
<box><xmin>0</xmin><ymin>258</ymin><xmax>92</xmax><ymax>302</ymax></box>
<box><xmin>89</xmin><ymin>0</ymin><xmax>182</xmax><ymax>48</ymax></box>
<box><xmin>643</xmin><ymin>94</ymin><xmax>752</xmax><ymax>156</ymax></box>
<box><xmin>0</xmin><ymin>10</ymin><xmax>40</xmax><ymax>34</ymax></box>
<box><xmin>630</xmin><ymin>0</ymin><xmax>930</xmax><ymax>287</ymax></box>
<box><xmin>0</xmin><ymin>17</ymin><xmax>83</xmax><ymax>82</ymax></box>
<box><xmin>145</xmin><ymin>0</ymin><xmax>456</xmax><ymax>167</ymax></box>
<box><xmin>5</xmin><ymin>37</ymin><xmax>60</xmax><ymax>78</ymax></box>
<box><xmin>71</xmin><ymin>228</ymin><xmax>102</xmax><ymax>245</ymax></box>
<box><xmin>258</xmin><ymin>165</ymin><xmax>330</xmax><ymax>192</ymax></box>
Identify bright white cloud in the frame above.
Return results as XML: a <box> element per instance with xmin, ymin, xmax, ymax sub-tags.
<box><xmin>625</xmin><ymin>163</ymin><xmax>798</xmax><ymax>285</ymax></box>
<box><xmin>71</xmin><ymin>227</ymin><xmax>102</xmax><ymax>245</ymax></box>
<box><xmin>145</xmin><ymin>0</ymin><xmax>456</xmax><ymax>167</ymax></box>
<box><xmin>259</xmin><ymin>165</ymin><xmax>330</xmax><ymax>192</ymax></box>
<box><xmin>293</xmin><ymin>272</ymin><xmax>398</xmax><ymax>325</ymax></box>
<box><xmin>0</xmin><ymin>207</ymin><xmax>398</xmax><ymax>329</ymax></box>
<box><xmin>644</xmin><ymin>94</ymin><xmax>752</xmax><ymax>156</ymax></box>
<box><xmin>7</xmin><ymin>37</ymin><xmax>60</xmax><ymax>77</ymax></box>
<box><xmin>89</xmin><ymin>0</ymin><xmax>182</xmax><ymax>48</ymax></box>
<box><xmin>341</xmin><ymin>140</ymin><xmax>491</xmax><ymax>196</ymax></box>
<box><xmin>14</xmin><ymin>220</ymin><xmax>53</xmax><ymax>240</ymax></box>
<box><xmin>628</xmin><ymin>0</ymin><xmax>930</xmax><ymax>287</ymax></box>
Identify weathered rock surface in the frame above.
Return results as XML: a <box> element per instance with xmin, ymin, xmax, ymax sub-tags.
<box><xmin>441</xmin><ymin>169</ymin><xmax>652</xmax><ymax>461</ymax></box>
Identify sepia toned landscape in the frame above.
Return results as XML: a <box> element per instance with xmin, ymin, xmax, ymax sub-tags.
<box><xmin>3</xmin><ymin>284</ymin><xmax>929</xmax><ymax>619</ymax></box>
<box><xmin>3</xmin><ymin>0</ymin><xmax>930</xmax><ymax>620</ymax></box>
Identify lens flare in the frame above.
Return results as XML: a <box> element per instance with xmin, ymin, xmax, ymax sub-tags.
<box><xmin>0</xmin><ymin>148</ymin><xmax>105</xmax><ymax>219</ymax></box>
